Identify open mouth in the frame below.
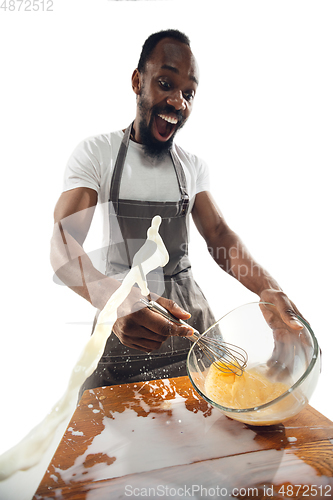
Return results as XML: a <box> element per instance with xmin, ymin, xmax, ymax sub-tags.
<box><xmin>152</xmin><ymin>113</ymin><xmax>179</xmax><ymax>142</ymax></box>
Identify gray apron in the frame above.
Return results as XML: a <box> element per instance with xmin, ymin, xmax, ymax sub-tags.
<box><xmin>79</xmin><ymin>124</ymin><xmax>215</xmax><ymax>395</ymax></box>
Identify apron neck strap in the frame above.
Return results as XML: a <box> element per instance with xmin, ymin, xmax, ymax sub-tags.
<box><xmin>109</xmin><ymin>123</ymin><xmax>133</xmax><ymax>212</ymax></box>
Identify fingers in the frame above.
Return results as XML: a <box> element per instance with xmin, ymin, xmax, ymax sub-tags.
<box><xmin>157</xmin><ymin>297</ymin><xmax>192</xmax><ymax>321</ymax></box>
<box><xmin>266</xmin><ymin>327</ymin><xmax>295</xmax><ymax>380</ymax></box>
<box><xmin>116</xmin><ymin>326</ymin><xmax>168</xmax><ymax>352</ymax></box>
<box><xmin>260</xmin><ymin>289</ymin><xmax>304</xmax><ymax>330</ymax></box>
<box><xmin>113</xmin><ymin>315</ymin><xmax>167</xmax><ymax>352</ymax></box>
<box><xmin>113</xmin><ymin>298</ymin><xmax>193</xmax><ymax>353</ymax></box>
<box><xmin>136</xmin><ymin>301</ymin><xmax>193</xmax><ymax>338</ymax></box>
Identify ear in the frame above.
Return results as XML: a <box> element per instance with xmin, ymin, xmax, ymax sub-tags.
<box><xmin>132</xmin><ymin>69</ymin><xmax>142</xmax><ymax>96</ymax></box>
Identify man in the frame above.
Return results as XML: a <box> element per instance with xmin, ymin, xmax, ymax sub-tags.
<box><xmin>51</xmin><ymin>29</ymin><xmax>303</xmax><ymax>395</ymax></box>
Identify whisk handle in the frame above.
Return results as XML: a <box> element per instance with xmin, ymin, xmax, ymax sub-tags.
<box><xmin>140</xmin><ymin>298</ymin><xmax>200</xmax><ymax>336</ymax></box>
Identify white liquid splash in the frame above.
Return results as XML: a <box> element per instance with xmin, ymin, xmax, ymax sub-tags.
<box><xmin>0</xmin><ymin>215</ymin><xmax>169</xmax><ymax>481</ymax></box>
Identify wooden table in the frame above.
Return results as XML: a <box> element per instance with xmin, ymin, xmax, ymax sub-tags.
<box><xmin>34</xmin><ymin>376</ymin><xmax>333</xmax><ymax>499</ymax></box>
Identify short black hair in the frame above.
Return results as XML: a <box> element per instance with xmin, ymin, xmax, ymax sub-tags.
<box><xmin>137</xmin><ymin>29</ymin><xmax>191</xmax><ymax>73</ymax></box>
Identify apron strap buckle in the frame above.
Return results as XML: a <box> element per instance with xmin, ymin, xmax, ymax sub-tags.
<box><xmin>179</xmin><ymin>194</ymin><xmax>189</xmax><ymax>216</ymax></box>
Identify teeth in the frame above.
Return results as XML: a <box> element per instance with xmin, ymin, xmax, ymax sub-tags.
<box><xmin>158</xmin><ymin>114</ymin><xmax>178</xmax><ymax>125</ymax></box>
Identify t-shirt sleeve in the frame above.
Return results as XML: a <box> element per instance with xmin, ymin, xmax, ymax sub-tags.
<box><xmin>195</xmin><ymin>156</ymin><xmax>210</xmax><ymax>194</ymax></box>
<box><xmin>62</xmin><ymin>137</ymin><xmax>102</xmax><ymax>193</ymax></box>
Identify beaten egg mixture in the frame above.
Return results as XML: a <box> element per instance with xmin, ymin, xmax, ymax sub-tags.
<box><xmin>205</xmin><ymin>362</ymin><xmax>288</xmax><ymax>409</ymax></box>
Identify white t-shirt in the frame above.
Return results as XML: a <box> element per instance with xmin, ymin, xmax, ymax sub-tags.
<box><xmin>62</xmin><ymin>130</ymin><xmax>210</xmax><ymax>269</ymax></box>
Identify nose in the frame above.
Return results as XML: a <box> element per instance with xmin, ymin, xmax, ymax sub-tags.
<box><xmin>166</xmin><ymin>90</ymin><xmax>186</xmax><ymax>111</ymax></box>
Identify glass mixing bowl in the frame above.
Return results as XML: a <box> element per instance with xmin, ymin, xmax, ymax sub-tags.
<box><xmin>186</xmin><ymin>302</ymin><xmax>321</xmax><ymax>426</ymax></box>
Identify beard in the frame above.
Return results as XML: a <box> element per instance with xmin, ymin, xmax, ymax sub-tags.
<box><xmin>137</xmin><ymin>95</ymin><xmax>186</xmax><ymax>161</ymax></box>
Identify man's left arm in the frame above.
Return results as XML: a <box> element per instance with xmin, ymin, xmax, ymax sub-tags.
<box><xmin>192</xmin><ymin>191</ymin><xmax>304</xmax><ymax>330</ymax></box>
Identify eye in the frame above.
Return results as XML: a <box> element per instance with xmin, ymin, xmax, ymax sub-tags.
<box><xmin>159</xmin><ymin>80</ymin><xmax>172</xmax><ymax>91</ymax></box>
<box><xmin>183</xmin><ymin>91</ymin><xmax>195</xmax><ymax>102</ymax></box>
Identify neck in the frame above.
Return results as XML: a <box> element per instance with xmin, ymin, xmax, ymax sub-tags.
<box><xmin>131</xmin><ymin>119</ymin><xmax>141</xmax><ymax>143</ymax></box>
<box><xmin>122</xmin><ymin>120</ymin><xmax>140</xmax><ymax>143</ymax></box>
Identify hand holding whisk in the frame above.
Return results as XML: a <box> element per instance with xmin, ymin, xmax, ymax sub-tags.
<box><xmin>140</xmin><ymin>298</ymin><xmax>248</xmax><ymax>376</ymax></box>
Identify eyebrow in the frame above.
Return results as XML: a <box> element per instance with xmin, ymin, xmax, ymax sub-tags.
<box><xmin>161</xmin><ymin>64</ymin><xmax>199</xmax><ymax>85</ymax></box>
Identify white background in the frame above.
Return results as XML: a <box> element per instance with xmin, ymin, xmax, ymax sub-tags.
<box><xmin>0</xmin><ymin>0</ymin><xmax>332</xmax><ymax>498</ymax></box>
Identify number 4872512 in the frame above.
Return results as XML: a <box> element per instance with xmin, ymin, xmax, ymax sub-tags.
<box><xmin>278</xmin><ymin>484</ymin><xmax>332</xmax><ymax>497</ymax></box>
<box><xmin>0</xmin><ymin>0</ymin><xmax>53</xmax><ymax>11</ymax></box>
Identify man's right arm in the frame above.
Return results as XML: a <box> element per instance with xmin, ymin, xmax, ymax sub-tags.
<box><xmin>51</xmin><ymin>187</ymin><xmax>117</xmax><ymax>310</ymax></box>
<box><xmin>50</xmin><ymin>187</ymin><xmax>193</xmax><ymax>350</ymax></box>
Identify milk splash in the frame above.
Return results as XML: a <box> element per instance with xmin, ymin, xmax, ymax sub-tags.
<box><xmin>0</xmin><ymin>215</ymin><xmax>169</xmax><ymax>481</ymax></box>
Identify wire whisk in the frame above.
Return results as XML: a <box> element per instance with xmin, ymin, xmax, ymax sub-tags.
<box><xmin>141</xmin><ymin>299</ymin><xmax>248</xmax><ymax>376</ymax></box>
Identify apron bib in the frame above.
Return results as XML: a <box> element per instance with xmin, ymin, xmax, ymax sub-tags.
<box><xmin>79</xmin><ymin>124</ymin><xmax>215</xmax><ymax>394</ymax></box>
